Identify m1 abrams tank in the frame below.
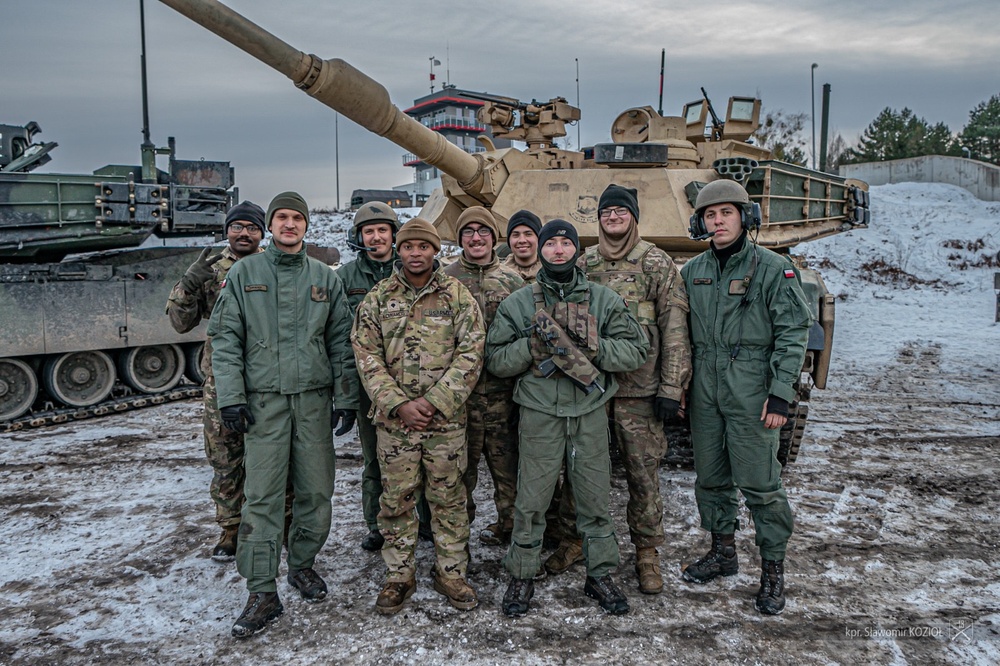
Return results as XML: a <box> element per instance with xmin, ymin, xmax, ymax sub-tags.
<box><xmin>156</xmin><ymin>0</ymin><xmax>871</xmax><ymax>466</ymax></box>
<box><xmin>0</xmin><ymin>121</ymin><xmax>235</xmax><ymax>427</ymax></box>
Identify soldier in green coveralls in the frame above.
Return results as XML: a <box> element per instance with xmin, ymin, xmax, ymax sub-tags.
<box><xmin>209</xmin><ymin>192</ymin><xmax>359</xmax><ymax>638</ymax></box>
<box><xmin>487</xmin><ymin>220</ymin><xmax>648</xmax><ymax>617</ymax></box>
<box><xmin>679</xmin><ymin>179</ymin><xmax>812</xmax><ymax>615</ymax></box>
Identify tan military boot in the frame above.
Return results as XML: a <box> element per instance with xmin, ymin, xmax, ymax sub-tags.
<box><xmin>375</xmin><ymin>577</ymin><xmax>416</xmax><ymax>615</ymax></box>
<box><xmin>478</xmin><ymin>519</ymin><xmax>513</xmax><ymax>546</ymax></box>
<box><xmin>635</xmin><ymin>547</ymin><xmax>664</xmax><ymax>594</ymax></box>
<box><xmin>211</xmin><ymin>525</ymin><xmax>239</xmax><ymax>562</ymax></box>
<box><xmin>544</xmin><ymin>537</ymin><xmax>584</xmax><ymax>575</ymax></box>
<box><xmin>433</xmin><ymin>574</ymin><xmax>478</xmax><ymax>611</ymax></box>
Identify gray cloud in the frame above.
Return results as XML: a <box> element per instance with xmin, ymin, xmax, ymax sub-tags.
<box><xmin>3</xmin><ymin>0</ymin><xmax>997</xmax><ymax>210</ymax></box>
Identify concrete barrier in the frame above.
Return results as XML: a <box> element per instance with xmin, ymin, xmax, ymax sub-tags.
<box><xmin>840</xmin><ymin>156</ymin><xmax>1000</xmax><ymax>201</ymax></box>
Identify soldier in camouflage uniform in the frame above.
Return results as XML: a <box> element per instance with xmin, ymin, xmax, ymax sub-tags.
<box><xmin>502</xmin><ymin>209</ymin><xmax>542</xmax><ymax>283</ymax></box>
<box><xmin>443</xmin><ymin>207</ymin><xmax>524</xmax><ymax>546</ymax></box>
<box><xmin>351</xmin><ymin>218</ymin><xmax>486</xmax><ymax>615</ymax></box>
<box><xmin>165</xmin><ymin>201</ymin><xmax>293</xmax><ymax>561</ymax></box>
<box><xmin>577</xmin><ymin>184</ymin><xmax>692</xmax><ymax>594</ymax></box>
<box><xmin>337</xmin><ymin>202</ymin><xmax>432</xmax><ymax>552</ymax></box>
<box><xmin>488</xmin><ymin>219</ymin><xmax>648</xmax><ymax>617</ymax></box>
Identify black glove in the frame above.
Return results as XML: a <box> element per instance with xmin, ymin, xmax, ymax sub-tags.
<box><xmin>766</xmin><ymin>396</ymin><xmax>789</xmax><ymax>418</ymax></box>
<box><xmin>179</xmin><ymin>247</ymin><xmax>221</xmax><ymax>294</ymax></box>
<box><xmin>653</xmin><ymin>397</ymin><xmax>681</xmax><ymax>423</ymax></box>
<box><xmin>220</xmin><ymin>404</ymin><xmax>255</xmax><ymax>434</ymax></box>
<box><xmin>333</xmin><ymin>409</ymin><xmax>357</xmax><ymax>436</ymax></box>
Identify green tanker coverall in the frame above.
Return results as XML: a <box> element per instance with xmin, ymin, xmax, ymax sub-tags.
<box><xmin>681</xmin><ymin>238</ymin><xmax>812</xmax><ymax>560</ymax></box>
<box><xmin>208</xmin><ymin>241</ymin><xmax>359</xmax><ymax>592</ymax></box>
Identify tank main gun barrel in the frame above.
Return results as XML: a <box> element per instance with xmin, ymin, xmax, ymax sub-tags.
<box><xmin>157</xmin><ymin>0</ymin><xmax>483</xmax><ymax>188</ymax></box>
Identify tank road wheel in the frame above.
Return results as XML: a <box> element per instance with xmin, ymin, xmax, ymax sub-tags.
<box><xmin>183</xmin><ymin>342</ymin><xmax>206</xmax><ymax>385</ymax></box>
<box><xmin>42</xmin><ymin>351</ymin><xmax>116</xmax><ymax>407</ymax></box>
<box><xmin>117</xmin><ymin>344</ymin><xmax>185</xmax><ymax>393</ymax></box>
<box><xmin>0</xmin><ymin>358</ymin><xmax>39</xmax><ymax>420</ymax></box>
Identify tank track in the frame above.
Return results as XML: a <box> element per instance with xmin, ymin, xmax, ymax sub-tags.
<box><xmin>2</xmin><ymin>384</ymin><xmax>202</xmax><ymax>432</ymax></box>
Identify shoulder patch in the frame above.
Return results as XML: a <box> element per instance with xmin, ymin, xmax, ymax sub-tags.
<box><xmin>783</xmin><ymin>268</ymin><xmax>796</xmax><ymax>279</ymax></box>
<box><xmin>693</xmin><ymin>278</ymin><xmax>712</xmax><ymax>285</ymax></box>
<box><xmin>245</xmin><ymin>284</ymin><xmax>267</xmax><ymax>292</ymax></box>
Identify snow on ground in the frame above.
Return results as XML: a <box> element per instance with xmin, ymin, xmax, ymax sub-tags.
<box><xmin>1</xmin><ymin>183</ymin><xmax>999</xmax><ymax>665</ymax></box>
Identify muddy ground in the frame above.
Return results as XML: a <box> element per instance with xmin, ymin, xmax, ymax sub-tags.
<box><xmin>1</xmin><ymin>333</ymin><xmax>998</xmax><ymax>666</ymax></box>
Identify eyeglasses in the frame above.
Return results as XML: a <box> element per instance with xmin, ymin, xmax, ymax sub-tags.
<box><xmin>460</xmin><ymin>227</ymin><xmax>493</xmax><ymax>238</ymax></box>
<box><xmin>228</xmin><ymin>223</ymin><xmax>263</xmax><ymax>235</ymax></box>
<box><xmin>598</xmin><ymin>207</ymin><xmax>631</xmax><ymax>219</ymax></box>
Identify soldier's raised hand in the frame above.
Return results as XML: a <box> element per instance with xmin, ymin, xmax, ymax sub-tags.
<box><xmin>180</xmin><ymin>247</ymin><xmax>223</xmax><ymax>293</ymax></box>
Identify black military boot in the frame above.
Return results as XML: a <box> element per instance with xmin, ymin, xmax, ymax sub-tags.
<box><xmin>755</xmin><ymin>559</ymin><xmax>786</xmax><ymax>615</ymax></box>
<box><xmin>584</xmin><ymin>575</ymin><xmax>629</xmax><ymax>615</ymax></box>
<box><xmin>231</xmin><ymin>592</ymin><xmax>283</xmax><ymax>639</ymax></box>
<box><xmin>361</xmin><ymin>529</ymin><xmax>385</xmax><ymax>552</ymax></box>
<box><xmin>682</xmin><ymin>532</ymin><xmax>738</xmax><ymax>583</ymax></box>
<box><xmin>502</xmin><ymin>577</ymin><xmax>535</xmax><ymax>617</ymax></box>
<box><xmin>288</xmin><ymin>568</ymin><xmax>328</xmax><ymax>602</ymax></box>
<box><xmin>211</xmin><ymin>525</ymin><xmax>239</xmax><ymax>562</ymax></box>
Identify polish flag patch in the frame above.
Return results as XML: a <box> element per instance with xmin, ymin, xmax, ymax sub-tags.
<box><xmin>783</xmin><ymin>269</ymin><xmax>796</xmax><ymax>279</ymax></box>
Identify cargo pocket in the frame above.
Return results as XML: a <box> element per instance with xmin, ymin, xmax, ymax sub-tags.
<box><xmin>250</xmin><ymin>540</ymin><xmax>276</xmax><ymax>580</ymax></box>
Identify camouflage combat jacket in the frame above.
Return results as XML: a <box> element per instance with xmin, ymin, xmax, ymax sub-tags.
<box><xmin>502</xmin><ymin>255</ymin><xmax>541</xmax><ymax>285</ymax></box>
<box><xmin>165</xmin><ymin>245</ymin><xmax>257</xmax><ymax>378</ymax></box>
<box><xmin>579</xmin><ymin>240</ymin><xmax>692</xmax><ymax>401</ymax></box>
<box><xmin>351</xmin><ymin>262</ymin><xmax>486</xmax><ymax>433</ymax></box>
<box><xmin>444</xmin><ymin>253</ymin><xmax>524</xmax><ymax>394</ymax></box>
<box><xmin>207</xmin><ymin>241</ymin><xmax>359</xmax><ymax>410</ymax></box>
<box><xmin>486</xmin><ymin>267</ymin><xmax>648</xmax><ymax>418</ymax></box>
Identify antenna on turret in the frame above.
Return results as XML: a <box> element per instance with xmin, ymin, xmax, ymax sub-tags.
<box><xmin>657</xmin><ymin>49</ymin><xmax>665</xmax><ymax>116</ymax></box>
<box><xmin>139</xmin><ymin>0</ymin><xmax>156</xmax><ymax>183</ymax></box>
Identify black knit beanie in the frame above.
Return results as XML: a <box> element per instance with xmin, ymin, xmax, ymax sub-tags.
<box><xmin>225</xmin><ymin>200</ymin><xmax>266</xmax><ymax>234</ymax></box>
<box><xmin>506</xmin><ymin>209</ymin><xmax>542</xmax><ymax>238</ymax></box>
<box><xmin>598</xmin><ymin>184</ymin><xmax>640</xmax><ymax>223</ymax></box>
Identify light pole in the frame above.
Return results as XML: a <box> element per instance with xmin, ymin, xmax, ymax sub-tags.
<box><xmin>334</xmin><ymin>111</ymin><xmax>340</xmax><ymax>210</ymax></box>
<box><xmin>811</xmin><ymin>63</ymin><xmax>818</xmax><ymax>170</ymax></box>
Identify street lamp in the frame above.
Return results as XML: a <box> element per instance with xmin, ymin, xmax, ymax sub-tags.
<box><xmin>811</xmin><ymin>63</ymin><xmax>818</xmax><ymax>170</ymax></box>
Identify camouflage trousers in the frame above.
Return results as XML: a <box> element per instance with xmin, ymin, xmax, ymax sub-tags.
<box><xmin>609</xmin><ymin>397</ymin><xmax>669</xmax><ymax>548</ymax></box>
<box><xmin>204</xmin><ymin>373</ymin><xmax>294</xmax><ymax>529</ymax></box>
<box><xmin>360</xmin><ymin>390</ymin><xmax>431</xmax><ymax>533</ymax></box>
<box><xmin>237</xmin><ymin>389</ymin><xmax>335</xmax><ymax>593</ymax></box>
<box><xmin>203</xmin><ymin>373</ymin><xmax>245</xmax><ymax>527</ymax></box>
<box><xmin>377</xmin><ymin>426</ymin><xmax>470</xmax><ymax>581</ymax></box>
<box><xmin>463</xmin><ymin>391</ymin><xmax>518</xmax><ymax>527</ymax></box>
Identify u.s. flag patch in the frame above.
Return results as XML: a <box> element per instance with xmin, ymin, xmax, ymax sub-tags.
<box><xmin>783</xmin><ymin>269</ymin><xmax>796</xmax><ymax>279</ymax></box>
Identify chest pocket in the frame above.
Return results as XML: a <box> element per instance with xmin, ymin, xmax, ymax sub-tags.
<box><xmin>604</xmin><ymin>271</ymin><xmax>654</xmax><ymax>326</ymax></box>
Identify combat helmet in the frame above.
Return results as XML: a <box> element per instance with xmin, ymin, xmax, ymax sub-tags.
<box><xmin>694</xmin><ymin>179</ymin><xmax>750</xmax><ymax>214</ymax></box>
<box><xmin>350</xmin><ymin>201</ymin><xmax>400</xmax><ymax>250</ymax></box>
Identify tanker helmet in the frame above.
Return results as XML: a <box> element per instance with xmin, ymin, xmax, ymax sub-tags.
<box><xmin>352</xmin><ymin>201</ymin><xmax>400</xmax><ymax>234</ymax></box>
<box><xmin>690</xmin><ymin>179</ymin><xmax>760</xmax><ymax>238</ymax></box>
<box><xmin>350</xmin><ymin>201</ymin><xmax>399</xmax><ymax>251</ymax></box>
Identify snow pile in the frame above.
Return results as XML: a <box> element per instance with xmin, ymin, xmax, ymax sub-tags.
<box><xmin>801</xmin><ymin>182</ymin><xmax>1000</xmax><ymax>371</ymax></box>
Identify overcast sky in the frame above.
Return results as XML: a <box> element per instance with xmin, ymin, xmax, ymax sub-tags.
<box><xmin>3</xmin><ymin>0</ymin><xmax>998</xmax><ymax>210</ymax></box>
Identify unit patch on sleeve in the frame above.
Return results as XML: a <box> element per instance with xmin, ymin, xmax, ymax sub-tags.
<box><xmin>783</xmin><ymin>269</ymin><xmax>796</xmax><ymax>279</ymax></box>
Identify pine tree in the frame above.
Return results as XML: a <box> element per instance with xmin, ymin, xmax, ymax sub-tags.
<box><xmin>959</xmin><ymin>94</ymin><xmax>1000</xmax><ymax>165</ymax></box>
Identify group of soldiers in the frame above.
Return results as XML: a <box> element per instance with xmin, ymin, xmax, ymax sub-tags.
<box><xmin>166</xmin><ymin>179</ymin><xmax>812</xmax><ymax>638</ymax></box>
